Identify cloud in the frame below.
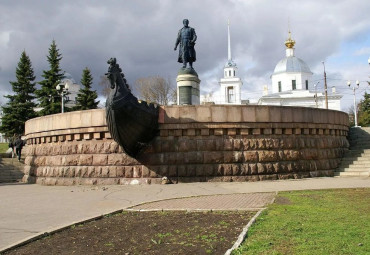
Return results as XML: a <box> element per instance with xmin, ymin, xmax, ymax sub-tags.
<box><xmin>354</xmin><ymin>47</ymin><xmax>370</xmax><ymax>56</ymax></box>
<box><xmin>0</xmin><ymin>0</ymin><xmax>369</xmax><ymax>112</ymax></box>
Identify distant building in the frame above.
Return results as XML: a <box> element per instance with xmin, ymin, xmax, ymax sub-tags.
<box><xmin>258</xmin><ymin>31</ymin><xmax>342</xmax><ymax>110</ymax></box>
<box><xmin>217</xmin><ymin>21</ymin><xmax>242</xmax><ymax>104</ymax></box>
<box><xmin>34</xmin><ymin>73</ymin><xmax>81</xmax><ymax>112</ymax></box>
<box><xmin>63</xmin><ymin>73</ymin><xmax>80</xmax><ymax>109</ymax></box>
<box><xmin>201</xmin><ymin>28</ymin><xmax>342</xmax><ymax>110</ymax></box>
<box><xmin>201</xmin><ymin>21</ymin><xmax>243</xmax><ymax>105</ymax></box>
<box><xmin>0</xmin><ymin>111</ymin><xmax>8</xmax><ymax>143</ymax></box>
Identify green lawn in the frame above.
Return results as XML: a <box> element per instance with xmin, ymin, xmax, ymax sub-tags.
<box><xmin>233</xmin><ymin>189</ymin><xmax>370</xmax><ymax>255</ymax></box>
<box><xmin>0</xmin><ymin>143</ymin><xmax>9</xmax><ymax>153</ymax></box>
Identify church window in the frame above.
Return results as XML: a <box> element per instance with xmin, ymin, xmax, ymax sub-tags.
<box><xmin>292</xmin><ymin>80</ymin><xmax>296</xmax><ymax>90</ymax></box>
<box><xmin>229</xmin><ymin>70</ymin><xmax>231</xmax><ymax>76</ymax></box>
<box><xmin>278</xmin><ymin>81</ymin><xmax>282</xmax><ymax>92</ymax></box>
<box><xmin>305</xmin><ymin>80</ymin><xmax>308</xmax><ymax>90</ymax></box>
<box><xmin>234</xmin><ymin>70</ymin><xmax>235</xmax><ymax>76</ymax></box>
<box><xmin>227</xmin><ymin>86</ymin><xmax>234</xmax><ymax>103</ymax></box>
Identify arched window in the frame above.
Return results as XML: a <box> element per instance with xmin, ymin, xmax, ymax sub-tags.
<box><xmin>227</xmin><ymin>86</ymin><xmax>234</xmax><ymax>103</ymax></box>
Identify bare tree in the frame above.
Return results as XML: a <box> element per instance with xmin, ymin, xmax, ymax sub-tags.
<box><xmin>99</xmin><ymin>75</ymin><xmax>111</xmax><ymax>99</ymax></box>
<box><xmin>346</xmin><ymin>104</ymin><xmax>360</xmax><ymax>127</ymax></box>
<box><xmin>134</xmin><ymin>76</ymin><xmax>176</xmax><ymax>105</ymax></box>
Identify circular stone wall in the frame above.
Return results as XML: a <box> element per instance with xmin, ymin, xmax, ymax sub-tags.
<box><xmin>23</xmin><ymin>105</ymin><xmax>349</xmax><ymax>185</ymax></box>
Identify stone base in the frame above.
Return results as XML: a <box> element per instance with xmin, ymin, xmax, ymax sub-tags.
<box><xmin>24</xmin><ymin>169</ymin><xmax>335</xmax><ymax>186</ymax></box>
<box><xmin>176</xmin><ymin>68</ymin><xmax>200</xmax><ymax>105</ymax></box>
<box><xmin>23</xmin><ymin>105</ymin><xmax>349</xmax><ymax>185</ymax></box>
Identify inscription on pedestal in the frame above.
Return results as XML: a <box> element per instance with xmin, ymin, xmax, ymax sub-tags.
<box><xmin>179</xmin><ymin>86</ymin><xmax>192</xmax><ymax>105</ymax></box>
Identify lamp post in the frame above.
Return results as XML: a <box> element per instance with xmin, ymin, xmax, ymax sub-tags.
<box><xmin>368</xmin><ymin>56</ymin><xmax>370</xmax><ymax>66</ymax></box>
<box><xmin>314</xmin><ymin>81</ymin><xmax>319</xmax><ymax>108</ymax></box>
<box><xmin>56</xmin><ymin>80</ymin><xmax>71</xmax><ymax>113</ymax></box>
<box><xmin>322</xmin><ymin>61</ymin><xmax>328</xmax><ymax>109</ymax></box>
<box><xmin>368</xmin><ymin>57</ymin><xmax>370</xmax><ymax>85</ymax></box>
<box><xmin>347</xmin><ymin>80</ymin><xmax>360</xmax><ymax>127</ymax></box>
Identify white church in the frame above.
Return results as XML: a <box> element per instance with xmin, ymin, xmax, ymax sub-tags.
<box><xmin>201</xmin><ymin>22</ymin><xmax>243</xmax><ymax>105</ymax></box>
<box><xmin>258</xmin><ymin>31</ymin><xmax>342</xmax><ymax>110</ymax></box>
<box><xmin>201</xmin><ymin>24</ymin><xmax>342</xmax><ymax>111</ymax></box>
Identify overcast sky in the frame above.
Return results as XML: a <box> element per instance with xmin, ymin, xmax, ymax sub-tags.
<box><xmin>1</xmin><ymin>0</ymin><xmax>369</xmax><ymax>111</ymax></box>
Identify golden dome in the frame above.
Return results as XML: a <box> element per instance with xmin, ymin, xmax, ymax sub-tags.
<box><xmin>285</xmin><ymin>31</ymin><xmax>295</xmax><ymax>48</ymax></box>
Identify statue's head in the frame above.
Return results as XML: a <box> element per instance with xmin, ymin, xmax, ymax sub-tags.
<box><xmin>183</xmin><ymin>19</ymin><xmax>189</xmax><ymax>27</ymax></box>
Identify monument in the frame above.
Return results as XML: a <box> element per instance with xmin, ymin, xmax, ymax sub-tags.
<box><xmin>20</xmin><ymin>21</ymin><xmax>350</xmax><ymax>186</ymax></box>
<box><xmin>105</xmin><ymin>58</ymin><xmax>159</xmax><ymax>158</ymax></box>
<box><xmin>174</xmin><ymin>19</ymin><xmax>200</xmax><ymax>105</ymax></box>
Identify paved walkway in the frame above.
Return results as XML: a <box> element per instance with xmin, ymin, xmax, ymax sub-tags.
<box><xmin>130</xmin><ymin>193</ymin><xmax>276</xmax><ymax>211</ymax></box>
<box><xmin>0</xmin><ymin>177</ymin><xmax>369</xmax><ymax>251</ymax></box>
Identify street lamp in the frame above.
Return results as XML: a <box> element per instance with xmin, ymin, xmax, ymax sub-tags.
<box><xmin>56</xmin><ymin>79</ymin><xmax>71</xmax><ymax>113</ymax></box>
<box><xmin>368</xmin><ymin>57</ymin><xmax>370</xmax><ymax>85</ymax></box>
<box><xmin>322</xmin><ymin>61</ymin><xmax>328</xmax><ymax>109</ymax></box>
<box><xmin>314</xmin><ymin>81</ymin><xmax>320</xmax><ymax>108</ymax></box>
<box><xmin>347</xmin><ymin>80</ymin><xmax>360</xmax><ymax>127</ymax></box>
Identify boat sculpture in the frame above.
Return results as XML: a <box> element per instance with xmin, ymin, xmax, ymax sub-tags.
<box><xmin>105</xmin><ymin>58</ymin><xmax>159</xmax><ymax>158</ymax></box>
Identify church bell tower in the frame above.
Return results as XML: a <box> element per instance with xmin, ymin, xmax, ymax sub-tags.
<box><xmin>219</xmin><ymin>20</ymin><xmax>242</xmax><ymax>104</ymax></box>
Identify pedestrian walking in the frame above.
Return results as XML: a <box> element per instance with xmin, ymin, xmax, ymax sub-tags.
<box><xmin>14</xmin><ymin>135</ymin><xmax>25</xmax><ymax>161</ymax></box>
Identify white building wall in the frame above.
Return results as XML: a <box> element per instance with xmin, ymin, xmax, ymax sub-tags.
<box><xmin>0</xmin><ymin>134</ymin><xmax>8</xmax><ymax>143</ymax></box>
<box><xmin>328</xmin><ymin>98</ymin><xmax>341</xmax><ymax>111</ymax></box>
<box><xmin>272</xmin><ymin>72</ymin><xmax>312</xmax><ymax>93</ymax></box>
<box><xmin>259</xmin><ymin>91</ymin><xmax>342</xmax><ymax>111</ymax></box>
<box><xmin>65</xmin><ymin>83</ymin><xmax>80</xmax><ymax>108</ymax></box>
<box><xmin>218</xmin><ymin>78</ymin><xmax>242</xmax><ymax>104</ymax></box>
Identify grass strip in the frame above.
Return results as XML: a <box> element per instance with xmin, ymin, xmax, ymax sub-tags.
<box><xmin>0</xmin><ymin>143</ymin><xmax>9</xmax><ymax>153</ymax></box>
<box><xmin>233</xmin><ymin>188</ymin><xmax>370</xmax><ymax>255</ymax></box>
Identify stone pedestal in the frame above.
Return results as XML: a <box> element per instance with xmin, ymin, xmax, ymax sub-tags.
<box><xmin>176</xmin><ymin>68</ymin><xmax>200</xmax><ymax>105</ymax></box>
<box><xmin>23</xmin><ymin>106</ymin><xmax>349</xmax><ymax>185</ymax></box>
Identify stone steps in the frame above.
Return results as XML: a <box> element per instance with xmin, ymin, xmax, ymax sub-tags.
<box><xmin>340</xmin><ymin>163</ymin><xmax>370</xmax><ymax>168</ymax></box>
<box><xmin>349</xmin><ymin>145</ymin><xmax>370</xmax><ymax>150</ymax></box>
<box><xmin>335</xmin><ymin>171</ymin><xmax>370</xmax><ymax>177</ymax></box>
<box><xmin>341</xmin><ymin>157</ymin><xmax>370</xmax><ymax>162</ymax></box>
<box><xmin>341</xmin><ymin>158</ymin><xmax>370</xmax><ymax>164</ymax></box>
<box><xmin>341</xmin><ymin>153</ymin><xmax>370</xmax><ymax>158</ymax></box>
<box><xmin>0</xmin><ymin>168</ymin><xmax>24</xmax><ymax>174</ymax></box>
<box><xmin>0</xmin><ymin>157</ymin><xmax>25</xmax><ymax>183</ymax></box>
<box><xmin>337</xmin><ymin>167</ymin><xmax>370</xmax><ymax>171</ymax></box>
<box><xmin>335</xmin><ymin>127</ymin><xmax>370</xmax><ymax>177</ymax></box>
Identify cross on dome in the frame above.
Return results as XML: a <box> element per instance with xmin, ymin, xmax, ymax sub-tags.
<box><xmin>285</xmin><ymin>30</ymin><xmax>296</xmax><ymax>49</ymax></box>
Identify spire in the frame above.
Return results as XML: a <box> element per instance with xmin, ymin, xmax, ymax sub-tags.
<box><xmin>228</xmin><ymin>19</ymin><xmax>231</xmax><ymax>61</ymax></box>
<box><xmin>224</xmin><ymin>19</ymin><xmax>236</xmax><ymax>69</ymax></box>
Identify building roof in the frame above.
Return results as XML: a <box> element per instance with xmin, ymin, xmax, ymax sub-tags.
<box><xmin>272</xmin><ymin>31</ymin><xmax>312</xmax><ymax>75</ymax></box>
<box><xmin>273</xmin><ymin>56</ymin><xmax>312</xmax><ymax>75</ymax></box>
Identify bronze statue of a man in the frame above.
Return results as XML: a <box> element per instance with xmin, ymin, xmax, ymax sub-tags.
<box><xmin>174</xmin><ymin>19</ymin><xmax>197</xmax><ymax>69</ymax></box>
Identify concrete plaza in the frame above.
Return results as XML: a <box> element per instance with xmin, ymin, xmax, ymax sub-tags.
<box><xmin>1</xmin><ymin>177</ymin><xmax>369</xmax><ymax>251</ymax></box>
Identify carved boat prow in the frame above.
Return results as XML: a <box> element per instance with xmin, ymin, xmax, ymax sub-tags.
<box><xmin>105</xmin><ymin>58</ymin><xmax>159</xmax><ymax>158</ymax></box>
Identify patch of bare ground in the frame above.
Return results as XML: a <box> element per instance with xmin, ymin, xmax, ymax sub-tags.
<box><xmin>5</xmin><ymin>211</ymin><xmax>255</xmax><ymax>255</ymax></box>
<box><xmin>274</xmin><ymin>196</ymin><xmax>292</xmax><ymax>205</ymax></box>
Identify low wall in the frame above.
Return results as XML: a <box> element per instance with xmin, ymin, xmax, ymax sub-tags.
<box><xmin>23</xmin><ymin>105</ymin><xmax>349</xmax><ymax>185</ymax></box>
